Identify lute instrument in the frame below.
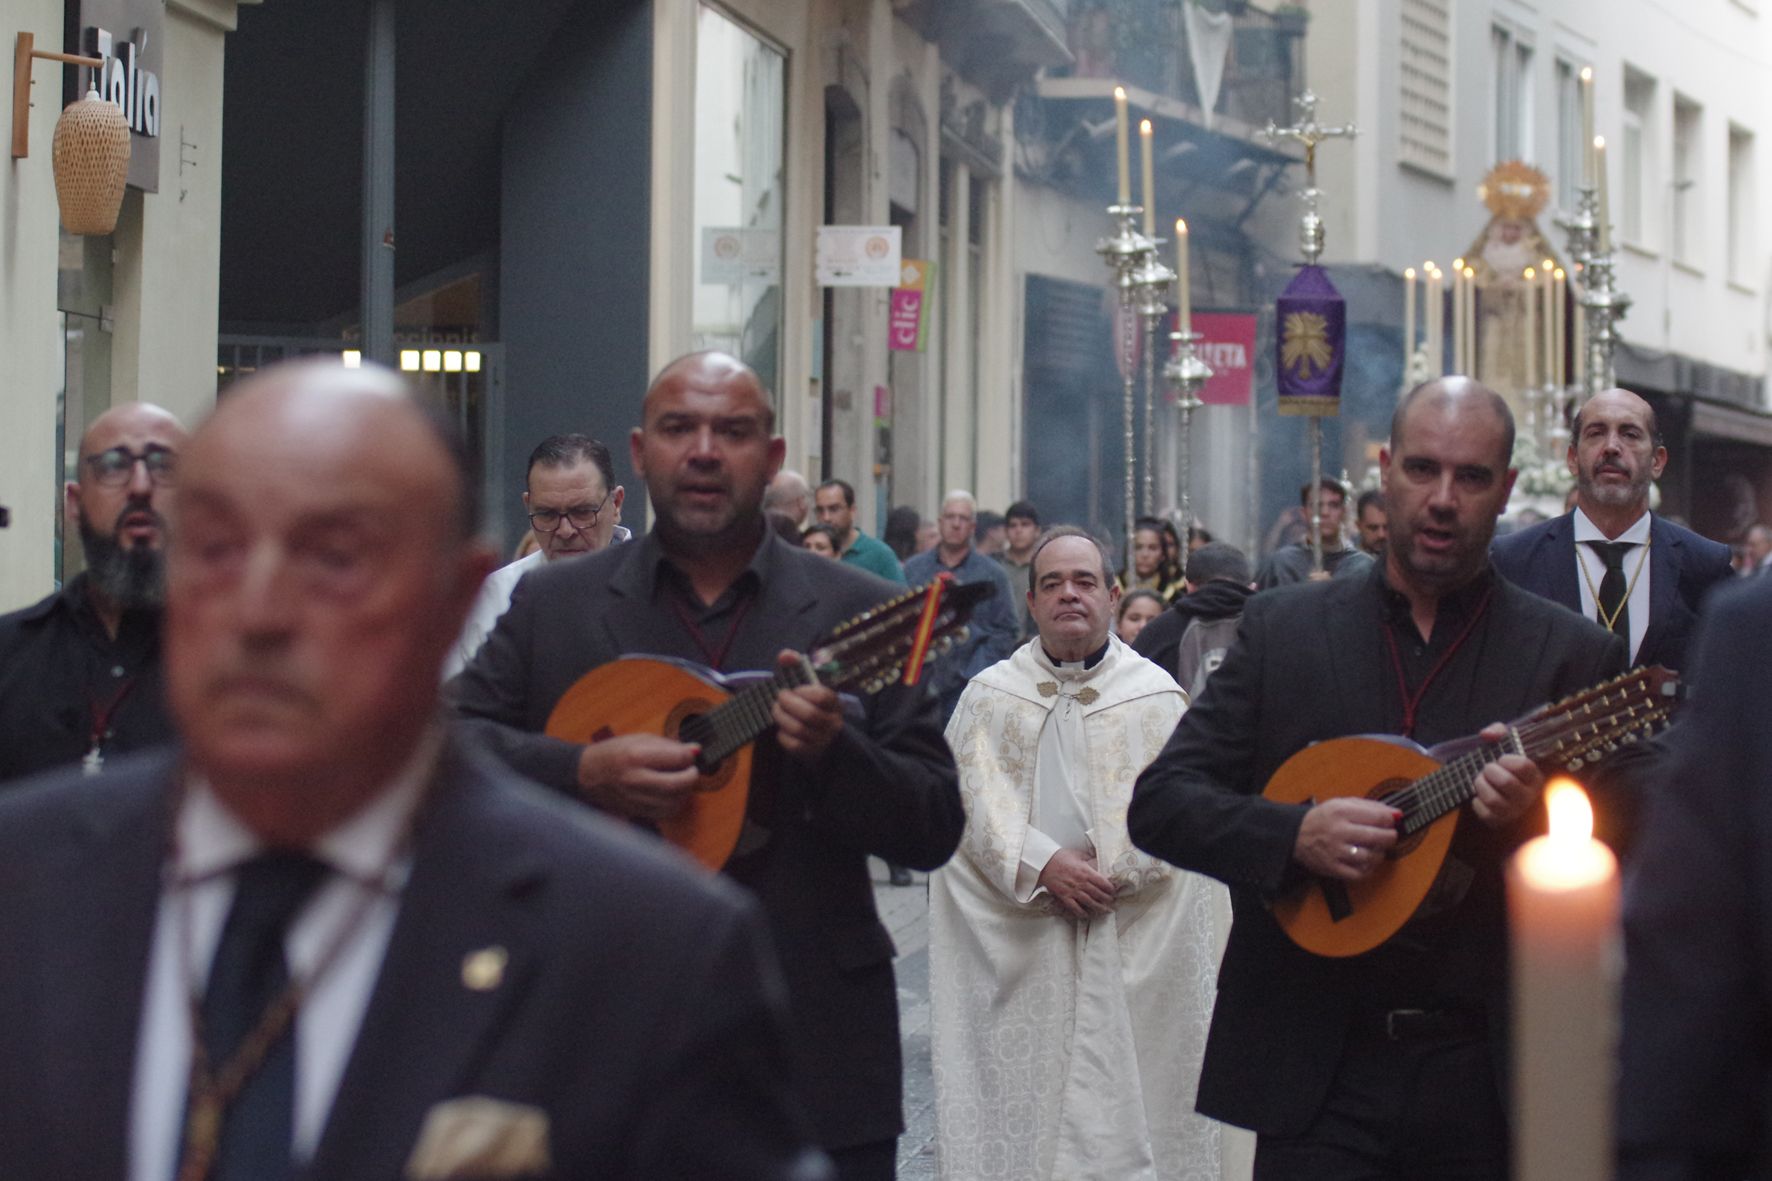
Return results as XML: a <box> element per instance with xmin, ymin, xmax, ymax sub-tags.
<box><xmin>544</xmin><ymin>576</ymin><xmax>993</xmax><ymax>871</ymax></box>
<box><xmin>1264</xmin><ymin>665</ymin><xmax>1680</xmax><ymax>957</ymax></box>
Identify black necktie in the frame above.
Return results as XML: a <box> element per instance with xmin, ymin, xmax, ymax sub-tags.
<box><xmin>1585</xmin><ymin>541</ymin><xmax>1633</xmax><ymax>639</ymax></box>
<box><xmin>199</xmin><ymin>850</ymin><xmax>328</xmax><ymax>1181</ymax></box>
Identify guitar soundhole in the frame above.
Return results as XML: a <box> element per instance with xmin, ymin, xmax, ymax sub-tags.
<box><xmin>1369</xmin><ymin>779</ymin><xmax>1427</xmax><ymax>857</ymax></box>
<box><xmin>666</xmin><ymin>699</ymin><xmax>735</xmax><ymax>791</ymax></box>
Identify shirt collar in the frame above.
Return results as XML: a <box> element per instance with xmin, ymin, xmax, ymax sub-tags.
<box><xmin>1374</xmin><ymin>559</ymin><xmax>1496</xmax><ymax>629</ymax></box>
<box><xmin>1571</xmin><ymin>507</ymin><xmax>1651</xmax><ymax>546</ymax></box>
<box><xmin>636</xmin><ymin>521</ymin><xmax>776</xmax><ymax>601</ymax></box>
<box><xmin>174</xmin><ymin>728</ymin><xmax>442</xmax><ymax>890</ymax></box>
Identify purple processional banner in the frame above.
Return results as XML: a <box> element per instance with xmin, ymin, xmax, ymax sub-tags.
<box><xmin>1275</xmin><ymin>265</ymin><xmax>1345</xmax><ymax>417</ymax></box>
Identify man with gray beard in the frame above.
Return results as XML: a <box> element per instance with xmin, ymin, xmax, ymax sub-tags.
<box><xmin>0</xmin><ymin>403</ymin><xmax>186</xmax><ymax>784</ymax></box>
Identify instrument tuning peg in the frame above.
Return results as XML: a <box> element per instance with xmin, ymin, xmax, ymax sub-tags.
<box><xmin>1569</xmin><ymin>756</ymin><xmax>1586</xmax><ymax>770</ymax></box>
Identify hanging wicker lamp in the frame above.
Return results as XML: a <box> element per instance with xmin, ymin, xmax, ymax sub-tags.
<box><xmin>52</xmin><ymin>86</ymin><xmax>131</xmax><ymax>236</ymax></box>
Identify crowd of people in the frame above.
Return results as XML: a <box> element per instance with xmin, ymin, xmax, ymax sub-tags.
<box><xmin>0</xmin><ymin>354</ymin><xmax>1770</xmax><ymax>1180</ymax></box>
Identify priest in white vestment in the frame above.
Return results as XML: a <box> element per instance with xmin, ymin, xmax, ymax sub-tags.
<box><xmin>929</xmin><ymin>528</ymin><xmax>1251</xmax><ymax>1181</ymax></box>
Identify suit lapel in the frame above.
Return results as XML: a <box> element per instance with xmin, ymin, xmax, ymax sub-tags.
<box><xmin>1639</xmin><ymin>516</ymin><xmax>1680</xmax><ymax>667</ymax></box>
<box><xmin>1544</xmin><ymin>515</ymin><xmax>1583</xmax><ymax>613</ymax></box>
<box><xmin>36</xmin><ymin>760</ymin><xmax>170</xmax><ymax>1176</ymax></box>
<box><xmin>304</xmin><ymin>744</ymin><xmax>547</xmax><ymax>1181</ymax></box>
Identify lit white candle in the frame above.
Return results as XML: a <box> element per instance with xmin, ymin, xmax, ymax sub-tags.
<box><xmin>1452</xmin><ymin>258</ymin><xmax>1466</xmax><ymax>374</ymax></box>
<box><xmin>1140</xmin><ymin>119</ymin><xmax>1156</xmax><ymax>236</ymax></box>
<box><xmin>1464</xmin><ymin>266</ymin><xmax>1478</xmax><ymax>378</ymax></box>
<box><xmin>1115</xmin><ymin>87</ymin><xmax>1131</xmax><ymax>206</ymax></box>
<box><xmin>1425</xmin><ymin>264</ymin><xmax>1443</xmax><ymax>374</ymax></box>
<box><xmin>1595</xmin><ymin>136</ymin><xmax>1612</xmax><ymax>253</ymax></box>
<box><xmin>1524</xmin><ymin>267</ymin><xmax>1539</xmax><ymax>389</ymax></box>
<box><xmin>1553</xmin><ymin>268</ymin><xmax>1568</xmax><ymax>388</ymax></box>
<box><xmin>1508</xmin><ymin>780</ymin><xmax>1619</xmax><ymax>1181</ymax></box>
<box><xmin>1542</xmin><ymin>261</ymin><xmax>1556</xmax><ymax>388</ymax></box>
<box><xmin>1573</xmin><ymin>273</ymin><xmax>1588</xmax><ymax>386</ymax></box>
<box><xmin>1175</xmin><ymin>219</ymin><xmax>1192</xmax><ymax>335</ymax></box>
<box><xmin>1580</xmin><ymin>67</ymin><xmax>1596</xmax><ymax>188</ymax></box>
<box><xmin>1404</xmin><ymin>267</ymin><xmax>1417</xmax><ymax>365</ymax></box>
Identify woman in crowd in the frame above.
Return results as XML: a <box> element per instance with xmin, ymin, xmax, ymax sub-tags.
<box><xmin>1116</xmin><ymin>588</ymin><xmax>1165</xmax><ymax>646</ymax></box>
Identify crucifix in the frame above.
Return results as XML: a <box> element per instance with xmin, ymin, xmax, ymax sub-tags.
<box><xmin>1259</xmin><ymin>90</ymin><xmax>1356</xmax><ymax>573</ymax></box>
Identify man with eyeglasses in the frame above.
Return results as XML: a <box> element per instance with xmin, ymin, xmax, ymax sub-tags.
<box><xmin>0</xmin><ymin>402</ymin><xmax>186</xmax><ymax>785</ymax></box>
<box><xmin>443</xmin><ymin>433</ymin><xmax>631</xmax><ymax>678</ymax></box>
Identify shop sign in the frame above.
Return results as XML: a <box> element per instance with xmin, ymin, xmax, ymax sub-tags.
<box><xmin>888</xmin><ymin>260</ymin><xmax>932</xmax><ymax>352</ymax></box>
<box><xmin>1189</xmin><ymin>311</ymin><xmax>1257</xmax><ymax>406</ymax></box>
<box><xmin>699</xmin><ymin>226</ymin><xmax>780</xmax><ymax>285</ymax></box>
<box><xmin>80</xmin><ymin>0</ymin><xmax>163</xmax><ymax>193</ymax></box>
<box><xmin>816</xmin><ymin>225</ymin><xmax>902</xmax><ymax>287</ymax></box>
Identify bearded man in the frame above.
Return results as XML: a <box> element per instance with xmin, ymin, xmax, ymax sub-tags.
<box><xmin>1492</xmin><ymin>387</ymin><xmax>1732</xmax><ymax>672</ymax></box>
<box><xmin>0</xmin><ymin>403</ymin><xmax>186</xmax><ymax>784</ymax></box>
<box><xmin>929</xmin><ymin>527</ymin><xmax>1249</xmax><ymax>1181</ymax></box>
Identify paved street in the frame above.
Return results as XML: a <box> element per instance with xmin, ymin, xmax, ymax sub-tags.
<box><xmin>870</xmin><ymin>859</ymin><xmax>936</xmax><ymax>1180</ymax></box>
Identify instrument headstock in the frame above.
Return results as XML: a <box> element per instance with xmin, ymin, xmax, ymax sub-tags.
<box><xmin>1517</xmin><ymin>665</ymin><xmax>1682</xmax><ymax>773</ymax></box>
<box><xmin>810</xmin><ymin>578</ymin><xmax>996</xmax><ymax>695</ymax></box>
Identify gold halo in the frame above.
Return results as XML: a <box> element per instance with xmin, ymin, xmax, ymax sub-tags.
<box><xmin>1478</xmin><ymin>161</ymin><xmax>1551</xmax><ymax>220</ymax></box>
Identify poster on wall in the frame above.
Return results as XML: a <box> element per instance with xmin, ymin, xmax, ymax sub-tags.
<box><xmin>1187</xmin><ymin>311</ymin><xmax>1258</xmax><ymax>406</ymax></box>
<box><xmin>816</xmin><ymin>225</ymin><xmax>902</xmax><ymax>287</ymax></box>
<box><xmin>888</xmin><ymin>260</ymin><xmax>932</xmax><ymax>352</ymax></box>
<box><xmin>700</xmin><ymin>227</ymin><xmax>781</xmax><ymax>285</ymax></box>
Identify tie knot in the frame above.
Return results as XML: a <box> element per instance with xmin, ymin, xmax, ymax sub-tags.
<box><xmin>1586</xmin><ymin>540</ymin><xmax>1634</xmax><ymax>570</ymax></box>
<box><xmin>226</xmin><ymin>850</ymin><xmax>329</xmax><ymax>949</ymax></box>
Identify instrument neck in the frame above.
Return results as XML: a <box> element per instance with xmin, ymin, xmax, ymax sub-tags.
<box><xmin>698</xmin><ymin>659</ymin><xmax>819</xmax><ymax>766</ymax></box>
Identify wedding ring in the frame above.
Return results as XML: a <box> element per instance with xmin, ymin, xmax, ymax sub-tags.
<box><xmin>1348</xmin><ymin>844</ymin><xmax>1363</xmax><ymax>859</ymax></box>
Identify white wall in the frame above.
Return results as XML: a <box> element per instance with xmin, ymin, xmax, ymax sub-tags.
<box><xmin>0</xmin><ymin>0</ymin><xmax>67</xmax><ymax>611</ymax></box>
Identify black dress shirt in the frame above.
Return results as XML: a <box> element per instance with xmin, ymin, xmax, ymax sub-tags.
<box><xmin>0</xmin><ymin>573</ymin><xmax>174</xmax><ymax>786</ymax></box>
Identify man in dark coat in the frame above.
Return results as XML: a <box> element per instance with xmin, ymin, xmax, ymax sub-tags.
<box><xmin>1132</xmin><ymin>541</ymin><xmax>1255</xmax><ymax>695</ymax></box>
<box><xmin>0</xmin><ymin>360</ymin><xmax>825</xmax><ymax>1181</ymax></box>
<box><xmin>0</xmin><ymin>402</ymin><xmax>185</xmax><ymax>784</ymax></box>
<box><xmin>1491</xmin><ymin>387</ymin><xmax>1732</xmax><ymax>674</ymax></box>
<box><xmin>452</xmin><ymin>351</ymin><xmax>963</xmax><ymax>1181</ymax></box>
<box><xmin>1129</xmin><ymin>379</ymin><xmax>1625</xmax><ymax>1180</ymax></box>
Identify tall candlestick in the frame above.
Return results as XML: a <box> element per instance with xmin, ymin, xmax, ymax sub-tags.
<box><xmin>1554</xmin><ymin>268</ymin><xmax>1568</xmax><ymax>388</ymax></box>
<box><xmin>1573</xmin><ymin>281</ymin><xmax>1587</xmax><ymax>386</ymax></box>
<box><xmin>1175</xmin><ymin>218</ymin><xmax>1192</xmax><ymax>335</ymax></box>
<box><xmin>1114</xmin><ymin>87</ymin><xmax>1131</xmax><ymax>206</ymax></box>
<box><xmin>1524</xmin><ymin>267</ymin><xmax>1539</xmax><ymax>389</ymax></box>
<box><xmin>1403</xmin><ymin>266</ymin><xmax>1417</xmax><ymax>363</ymax></box>
<box><xmin>1508</xmin><ymin>780</ymin><xmax>1619</xmax><ymax>1181</ymax></box>
<box><xmin>1542</xmin><ymin>262</ymin><xmax>1556</xmax><ymax>386</ymax></box>
<box><xmin>1140</xmin><ymin>119</ymin><xmax>1156</xmax><ymax>236</ymax></box>
<box><xmin>1595</xmin><ymin>137</ymin><xmax>1612</xmax><ymax>253</ymax></box>
<box><xmin>1580</xmin><ymin>67</ymin><xmax>1596</xmax><ymax>188</ymax></box>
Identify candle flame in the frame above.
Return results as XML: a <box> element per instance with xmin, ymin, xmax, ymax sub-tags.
<box><xmin>1524</xmin><ymin>267</ymin><xmax>1536</xmax><ymax>280</ymax></box>
<box><xmin>1405</xmin><ymin>266</ymin><xmax>1416</xmax><ymax>279</ymax></box>
<box><xmin>1175</xmin><ymin>218</ymin><xmax>1188</xmax><ymax>235</ymax></box>
<box><xmin>1594</xmin><ymin>134</ymin><xmax>1606</xmax><ymax>151</ymax></box>
<box><xmin>1546</xmin><ymin>779</ymin><xmax>1594</xmax><ymax>844</ymax></box>
<box><xmin>1463</xmin><ymin>266</ymin><xmax>1474</xmax><ymax>279</ymax></box>
<box><xmin>1140</xmin><ymin>118</ymin><xmax>1153</xmax><ymax>135</ymax></box>
<box><xmin>1114</xmin><ymin>85</ymin><xmax>1127</xmax><ymax>101</ymax></box>
<box><xmin>1555</xmin><ymin>267</ymin><xmax>1566</xmax><ymax>280</ymax></box>
<box><xmin>1453</xmin><ymin>257</ymin><xmax>1465</xmax><ymax>270</ymax></box>
<box><xmin>1580</xmin><ymin>66</ymin><xmax>1593</xmax><ymax>83</ymax></box>
<box><xmin>1543</xmin><ymin>258</ymin><xmax>1556</xmax><ymax>270</ymax></box>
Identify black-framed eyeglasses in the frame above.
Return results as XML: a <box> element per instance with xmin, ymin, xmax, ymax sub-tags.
<box><xmin>528</xmin><ymin>498</ymin><xmax>607</xmax><ymax>533</ymax></box>
<box><xmin>83</xmin><ymin>445</ymin><xmax>177</xmax><ymax>487</ymax></box>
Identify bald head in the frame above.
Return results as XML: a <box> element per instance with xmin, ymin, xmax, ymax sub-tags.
<box><xmin>1572</xmin><ymin>387</ymin><xmax>1660</xmax><ymax>445</ymax></box>
<box><xmin>201</xmin><ymin>360</ymin><xmax>478</xmax><ymax>540</ymax></box>
<box><xmin>1391</xmin><ymin>377</ymin><xmax>1516</xmax><ymax>469</ymax></box>
<box><xmin>642</xmin><ymin>351</ymin><xmax>774</xmax><ymax>433</ymax></box>
<box><xmin>165</xmin><ymin>358</ymin><xmax>495</xmax><ymax>842</ymax></box>
<box><xmin>78</xmin><ymin>402</ymin><xmax>186</xmax><ymax>467</ymax></box>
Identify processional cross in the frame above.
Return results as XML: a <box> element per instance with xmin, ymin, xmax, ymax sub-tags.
<box><xmin>1258</xmin><ymin>91</ymin><xmax>1357</xmax><ymax>571</ymax></box>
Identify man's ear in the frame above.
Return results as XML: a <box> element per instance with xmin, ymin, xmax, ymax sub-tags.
<box><xmin>1378</xmin><ymin>449</ymin><xmax>1392</xmax><ymax>495</ymax></box>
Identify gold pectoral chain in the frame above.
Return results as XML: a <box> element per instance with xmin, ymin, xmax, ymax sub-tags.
<box><xmin>1037</xmin><ymin>682</ymin><xmax>1099</xmax><ymax>704</ymax></box>
<box><xmin>1575</xmin><ymin>534</ymin><xmax>1651</xmax><ymax>635</ymax></box>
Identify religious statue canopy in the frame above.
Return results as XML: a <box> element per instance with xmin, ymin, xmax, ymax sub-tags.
<box><xmin>1465</xmin><ymin>162</ymin><xmax>1566</xmax><ymax>418</ymax></box>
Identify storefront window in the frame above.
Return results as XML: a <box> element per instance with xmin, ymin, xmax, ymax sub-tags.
<box><xmin>691</xmin><ymin>5</ymin><xmax>786</xmax><ymax>397</ymax></box>
<box><xmin>58</xmin><ymin>228</ymin><xmax>115</xmax><ymax>584</ymax></box>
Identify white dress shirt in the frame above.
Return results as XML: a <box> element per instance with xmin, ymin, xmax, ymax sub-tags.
<box><xmin>1571</xmin><ymin>508</ymin><xmax>1653</xmax><ymax>665</ymax></box>
<box><xmin>127</xmin><ymin>736</ymin><xmax>437</xmax><ymax>1181</ymax></box>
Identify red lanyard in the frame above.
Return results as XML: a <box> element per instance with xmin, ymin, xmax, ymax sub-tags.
<box><xmin>670</xmin><ymin>591</ymin><xmax>756</xmax><ymax>671</ymax></box>
<box><xmin>88</xmin><ymin>677</ymin><xmax>137</xmax><ymax>751</ymax></box>
<box><xmin>1380</xmin><ymin>586</ymin><xmax>1494</xmax><ymax>738</ymax></box>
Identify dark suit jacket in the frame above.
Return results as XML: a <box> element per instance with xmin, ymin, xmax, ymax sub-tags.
<box><xmin>0</xmin><ymin>740</ymin><xmax>828</xmax><ymax>1181</ymax></box>
<box><xmin>1491</xmin><ymin>511</ymin><xmax>1733</xmax><ymax>673</ymax></box>
<box><xmin>1128</xmin><ymin>566</ymin><xmax>1626</xmax><ymax>1137</ymax></box>
<box><xmin>450</xmin><ymin>530</ymin><xmax>964</xmax><ymax>1150</ymax></box>
<box><xmin>1618</xmin><ymin>579</ymin><xmax>1772</xmax><ymax>1180</ymax></box>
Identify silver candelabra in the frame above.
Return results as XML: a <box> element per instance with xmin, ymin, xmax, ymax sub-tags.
<box><xmin>1096</xmin><ymin>204</ymin><xmax>1155</xmax><ymax>558</ymax></box>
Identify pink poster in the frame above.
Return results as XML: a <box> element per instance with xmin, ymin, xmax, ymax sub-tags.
<box><xmin>1187</xmin><ymin>311</ymin><xmax>1258</xmax><ymax>406</ymax></box>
